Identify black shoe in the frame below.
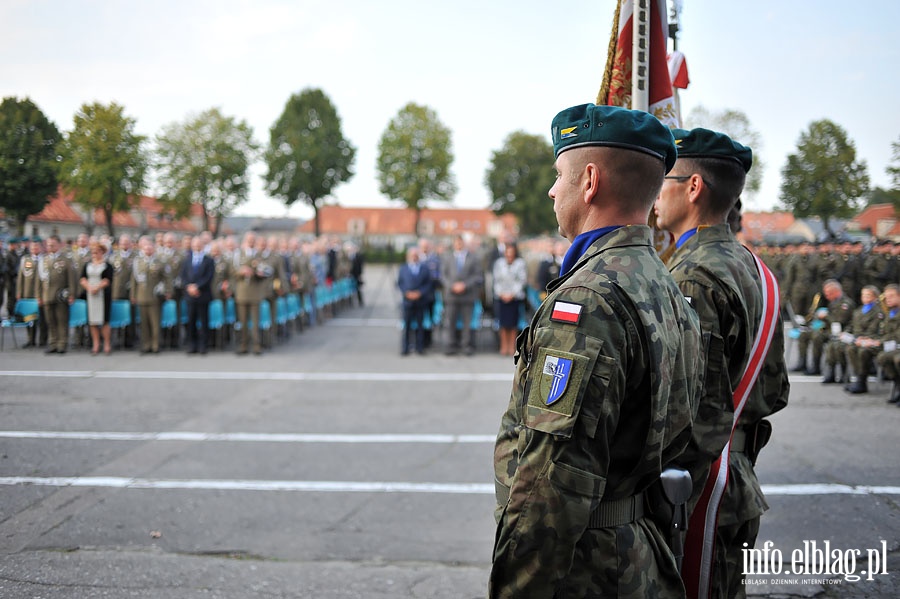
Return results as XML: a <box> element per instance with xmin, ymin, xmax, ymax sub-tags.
<box><xmin>56</xmin><ymin>349</ymin><xmax>66</xmax><ymax>354</ymax></box>
<box><xmin>846</xmin><ymin>380</ymin><xmax>868</xmax><ymax>394</ymax></box>
<box><xmin>445</xmin><ymin>348</ymin><xmax>459</xmax><ymax>356</ymax></box>
<box><xmin>804</xmin><ymin>367</ymin><xmax>822</xmax><ymax>376</ymax></box>
<box><xmin>822</xmin><ymin>370</ymin><xmax>837</xmax><ymax>384</ymax></box>
<box><xmin>44</xmin><ymin>348</ymin><xmax>58</xmax><ymax>354</ymax></box>
<box><xmin>23</xmin><ymin>342</ymin><xmax>35</xmax><ymax>349</ymax></box>
<box><xmin>199</xmin><ymin>349</ymin><xmax>208</xmax><ymax>355</ymax></box>
<box><xmin>236</xmin><ymin>349</ymin><xmax>248</xmax><ymax>355</ymax></box>
<box><xmin>401</xmin><ymin>349</ymin><xmax>410</xmax><ymax>356</ymax></box>
<box><xmin>187</xmin><ymin>348</ymin><xmax>198</xmax><ymax>355</ymax></box>
<box><xmin>465</xmin><ymin>347</ymin><xmax>475</xmax><ymax>356</ymax></box>
<box><xmin>790</xmin><ymin>363</ymin><xmax>807</xmax><ymax>373</ymax></box>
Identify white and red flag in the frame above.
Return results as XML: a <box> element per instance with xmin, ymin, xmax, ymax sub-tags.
<box><xmin>668</xmin><ymin>50</ymin><xmax>690</xmax><ymax>89</ymax></box>
<box><xmin>603</xmin><ymin>0</ymin><xmax>678</xmax><ymax>127</ymax></box>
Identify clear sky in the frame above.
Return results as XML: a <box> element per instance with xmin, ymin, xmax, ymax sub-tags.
<box><xmin>2</xmin><ymin>0</ymin><xmax>898</xmax><ymax>221</ymax></box>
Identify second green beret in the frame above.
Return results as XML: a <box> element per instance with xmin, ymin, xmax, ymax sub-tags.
<box><xmin>672</xmin><ymin>127</ymin><xmax>752</xmax><ymax>173</ymax></box>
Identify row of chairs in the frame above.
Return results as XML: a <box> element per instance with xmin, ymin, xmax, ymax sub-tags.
<box><xmin>0</xmin><ymin>279</ymin><xmax>360</xmax><ymax>351</ymax></box>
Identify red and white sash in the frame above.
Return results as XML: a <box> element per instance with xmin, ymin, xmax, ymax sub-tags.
<box><xmin>682</xmin><ymin>251</ymin><xmax>780</xmax><ymax>599</ymax></box>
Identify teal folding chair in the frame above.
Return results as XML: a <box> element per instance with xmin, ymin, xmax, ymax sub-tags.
<box><xmin>1</xmin><ymin>298</ymin><xmax>39</xmax><ymax>350</ymax></box>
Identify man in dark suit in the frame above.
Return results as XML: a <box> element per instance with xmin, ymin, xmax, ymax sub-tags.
<box><xmin>441</xmin><ymin>234</ymin><xmax>484</xmax><ymax>355</ymax></box>
<box><xmin>180</xmin><ymin>236</ymin><xmax>214</xmax><ymax>354</ymax></box>
<box><xmin>397</xmin><ymin>247</ymin><xmax>432</xmax><ymax>355</ymax></box>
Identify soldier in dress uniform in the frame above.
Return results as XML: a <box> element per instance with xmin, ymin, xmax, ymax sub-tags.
<box><xmin>158</xmin><ymin>233</ymin><xmax>185</xmax><ymax>348</ymax></box>
<box><xmin>490</xmin><ymin>104</ymin><xmax>703</xmax><ymax>598</ymax></box>
<box><xmin>210</xmin><ymin>240</ymin><xmax>232</xmax><ymax>301</ymax></box>
<box><xmin>130</xmin><ymin>236</ymin><xmax>171</xmax><ymax>354</ymax></box>
<box><xmin>654</xmin><ymin>128</ymin><xmax>790</xmax><ymax>598</ymax></box>
<box><xmin>287</xmin><ymin>237</ymin><xmax>310</xmax><ymax>330</ymax></box>
<box><xmin>110</xmin><ymin>234</ymin><xmax>137</xmax><ymax>348</ymax></box>
<box><xmin>234</xmin><ymin>232</ymin><xmax>265</xmax><ymax>355</ymax></box>
<box><xmin>36</xmin><ymin>235</ymin><xmax>77</xmax><ymax>354</ymax></box>
<box><xmin>16</xmin><ymin>239</ymin><xmax>47</xmax><ymax>347</ymax></box>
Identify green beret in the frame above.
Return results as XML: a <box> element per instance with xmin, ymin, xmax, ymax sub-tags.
<box><xmin>672</xmin><ymin>127</ymin><xmax>752</xmax><ymax>173</ymax></box>
<box><xmin>551</xmin><ymin>104</ymin><xmax>677</xmax><ymax>172</ymax></box>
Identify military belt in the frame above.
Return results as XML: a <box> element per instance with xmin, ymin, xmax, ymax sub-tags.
<box><xmin>587</xmin><ymin>493</ymin><xmax>645</xmax><ymax>528</ymax></box>
<box><xmin>495</xmin><ymin>480</ymin><xmax>645</xmax><ymax>528</ymax></box>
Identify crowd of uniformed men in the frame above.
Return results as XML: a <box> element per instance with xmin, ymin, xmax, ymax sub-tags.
<box><xmin>752</xmin><ymin>239</ymin><xmax>900</xmax><ymax>403</ymax></box>
<box><xmin>0</xmin><ymin>231</ymin><xmax>364</xmax><ymax>356</ymax></box>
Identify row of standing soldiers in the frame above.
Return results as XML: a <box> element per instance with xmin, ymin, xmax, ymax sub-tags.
<box><xmin>3</xmin><ymin>232</ymin><xmax>362</xmax><ymax>354</ymax></box>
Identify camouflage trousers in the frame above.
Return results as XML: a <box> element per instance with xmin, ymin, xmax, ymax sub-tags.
<box><xmin>824</xmin><ymin>340</ymin><xmax>848</xmax><ymax>369</ymax></box>
<box><xmin>796</xmin><ymin>329</ymin><xmax>829</xmax><ymax>367</ymax></box>
<box><xmin>876</xmin><ymin>350</ymin><xmax>900</xmax><ymax>380</ymax></box>
<box><xmin>845</xmin><ymin>345</ymin><xmax>878</xmax><ymax>379</ymax></box>
<box><xmin>712</xmin><ymin>516</ymin><xmax>761</xmax><ymax>599</ymax></box>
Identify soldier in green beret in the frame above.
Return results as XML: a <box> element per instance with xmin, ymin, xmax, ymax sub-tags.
<box><xmin>490</xmin><ymin>104</ymin><xmax>703</xmax><ymax>598</ymax></box>
<box><xmin>654</xmin><ymin>127</ymin><xmax>790</xmax><ymax>598</ymax></box>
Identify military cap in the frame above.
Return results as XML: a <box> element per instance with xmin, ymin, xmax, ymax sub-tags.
<box><xmin>551</xmin><ymin>103</ymin><xmax>677</xmax><ymax>172</ymax></box>
<box><xmin>672</xmin><ymin>127</ymin><xmax>752</xmax><ymax>173</ymax></box>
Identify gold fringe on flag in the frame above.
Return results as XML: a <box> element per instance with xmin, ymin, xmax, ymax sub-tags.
<box><xmin>596</xmin><ymin>0</ymin><xmax>623</xmax><ymax>106</ymax></box>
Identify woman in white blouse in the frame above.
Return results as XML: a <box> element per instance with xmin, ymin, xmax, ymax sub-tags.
<box><xmin>492</xmin><ymin>243</ymin><xmax>527</xmax><ymax>356</ymax></box>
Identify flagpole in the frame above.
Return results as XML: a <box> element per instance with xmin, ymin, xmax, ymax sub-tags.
<box><xmin>632</xmin><ymin>0</ymin><xmax>650</xmax><ymax>112</ymax></box>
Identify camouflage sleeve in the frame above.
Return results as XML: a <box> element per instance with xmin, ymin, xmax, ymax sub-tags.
<box><xmin>491</xmin><ymin>287</ymin><xmax>626</xmax><ymax>596</ymax></box>
<box><xmin>670</xmin><ymin>275</ymin><xmax>736</xmax><ymax>508</ymax></box>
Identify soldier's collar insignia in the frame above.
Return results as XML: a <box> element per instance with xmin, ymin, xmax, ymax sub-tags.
<box><xmin>550</xmin><ymin>301</ymin><xmax>582</xmax><ymax>324</ymax></box>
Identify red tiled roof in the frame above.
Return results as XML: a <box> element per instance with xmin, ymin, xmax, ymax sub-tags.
<box><xmin>296</xmin><ymin>204</ymin><xmax>518</xmax><ymax>236</ymax></box>
<box><xmin>851</xmin><ymin>203</ymin><xmax>900</xmax><ymax>237</ymax></box>
<box><xmin>27</xmin><ymin>188</ymin><xmax>84</xmax><ymax>224</ymax></box>
<box><xmin>27</xmin><ymin>187</ymin><xmax>199</xmax><ymax>233</ymax></box>
<box><xmin>738</xmin><ymin>211</ymin><xmax>796</xmax><ymax>242</ymax></box>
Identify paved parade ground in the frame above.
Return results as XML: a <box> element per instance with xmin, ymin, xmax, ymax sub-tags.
<box><xmin>1</xmin><ymin>264</ymin><xmax>899</xmax><ymax>598</ymax></box>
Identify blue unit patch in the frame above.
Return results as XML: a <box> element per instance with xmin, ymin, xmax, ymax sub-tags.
<box><xmin>543</xmin><ymin>355</ymin><xmax>573</xmax><ymax>405</ymax></box>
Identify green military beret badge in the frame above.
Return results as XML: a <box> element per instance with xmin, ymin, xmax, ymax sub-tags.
<box><xmin>672</xmin><ymin>127</ymin><xmax>752</xmax><ymax>173</ymax></box>
<box><xmin>551</xmin><ymin>103</ymin><xmax>677</xmax><ymax>172</ymax></box>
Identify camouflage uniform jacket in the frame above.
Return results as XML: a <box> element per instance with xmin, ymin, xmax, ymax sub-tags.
<box><xmin>878</xmin><ymin>310</ymin><xmax>900</xmax><ymax>344</ymax></box>
<box><xmin>490</xmin><ymin>225</ymin><xmax>703</xmax><ymax>598</ymax></box>
<box><xmin>666</xmin><ymin>225</ymin><xmax>790</xmax><ymax>526</ymax></box>
<box><xmin>847</xmin><ymin>303</ymin><xmax>885</xmax><ymax>338</ymax></box>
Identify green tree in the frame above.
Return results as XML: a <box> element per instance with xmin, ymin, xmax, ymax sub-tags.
<box><xmin>376</xmin><ymin>103</ymin><xmax>456</xmax><ymax>235</ymax></box>
<box><xmin>156</xmin><ymin>108</ymin><xmax>258</xmax><ymax>237</ymax></box>
<box><xmin>58</xmin><ymin>102</ymin><xmax>147</xmax><ymax>237</ymax></box>
<box><xmin>888</xmin><ymin>136</ymin><xmax>900</xmax><ymax>190</ymax></box>
<box><xmin>686</xmin><ymin>105</ymin><xmax>764</xmax><ymax>199</ymax></box>
<box><xmin>0</xmin><ymin>97</ymin><xmax>61</xmax><ymax>234</ymax></box>
<box><xmin>485</xmin><ymin>131</ymin><xmax>556</xmax><ymax>235</ymax></box>
<box><xmin>779</xmin><ymin>119</ymin><xmax>869</xmax><ymax>238</ymax></box>
<box><xmin>263</xmin><ymin>88</ymin><xmax>356</xmax><ymax>237</ymax></box>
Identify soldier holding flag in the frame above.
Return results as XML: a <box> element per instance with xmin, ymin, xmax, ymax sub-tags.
<box><xmin>654</xmin><ymin>128</ymin><xmax>790</xmax><ymax>599</ymax></box>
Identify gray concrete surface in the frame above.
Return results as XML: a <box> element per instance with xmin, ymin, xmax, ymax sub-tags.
<box><xmin>1</xmin><ymin>263</ymin><xmax>899</xmax><ymax>598</ymax></box>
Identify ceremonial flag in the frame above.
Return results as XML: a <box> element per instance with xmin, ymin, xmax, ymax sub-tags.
<box><xmin>598</xmin><ymin>0</ymin><xmax>678</xmax><ymax>127</ymax></box>
<box><xmin>668</xmin><ymin>50</ymin><xmax>690</xmax><ymax>89</ymax></box>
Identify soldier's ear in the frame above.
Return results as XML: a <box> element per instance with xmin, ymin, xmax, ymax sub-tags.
<box><xmin>584</xmin><ymin>162</ymin><xmax>602</xmax><ymax>206</ymax></box>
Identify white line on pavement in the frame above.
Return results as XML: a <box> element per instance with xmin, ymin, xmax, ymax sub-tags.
<box><xmin>0</xmin><ymin>370</ymin><xmax>513</xmax><ymax>381</ymax></box>
<box><xmin>0</xmin><ymin>431</ymin><xmax>496</xmax><ymax>443</ymax></box>
<box><xmin>0</xmin><ymin>476</ymin><xmax>898</xmax><ymax>496</ymax></box>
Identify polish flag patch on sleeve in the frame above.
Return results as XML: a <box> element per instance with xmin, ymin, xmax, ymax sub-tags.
<box><xmin>550</xmin><ymin>301</ymin><xmax>583</xmax><ymax>324</ymax></box>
